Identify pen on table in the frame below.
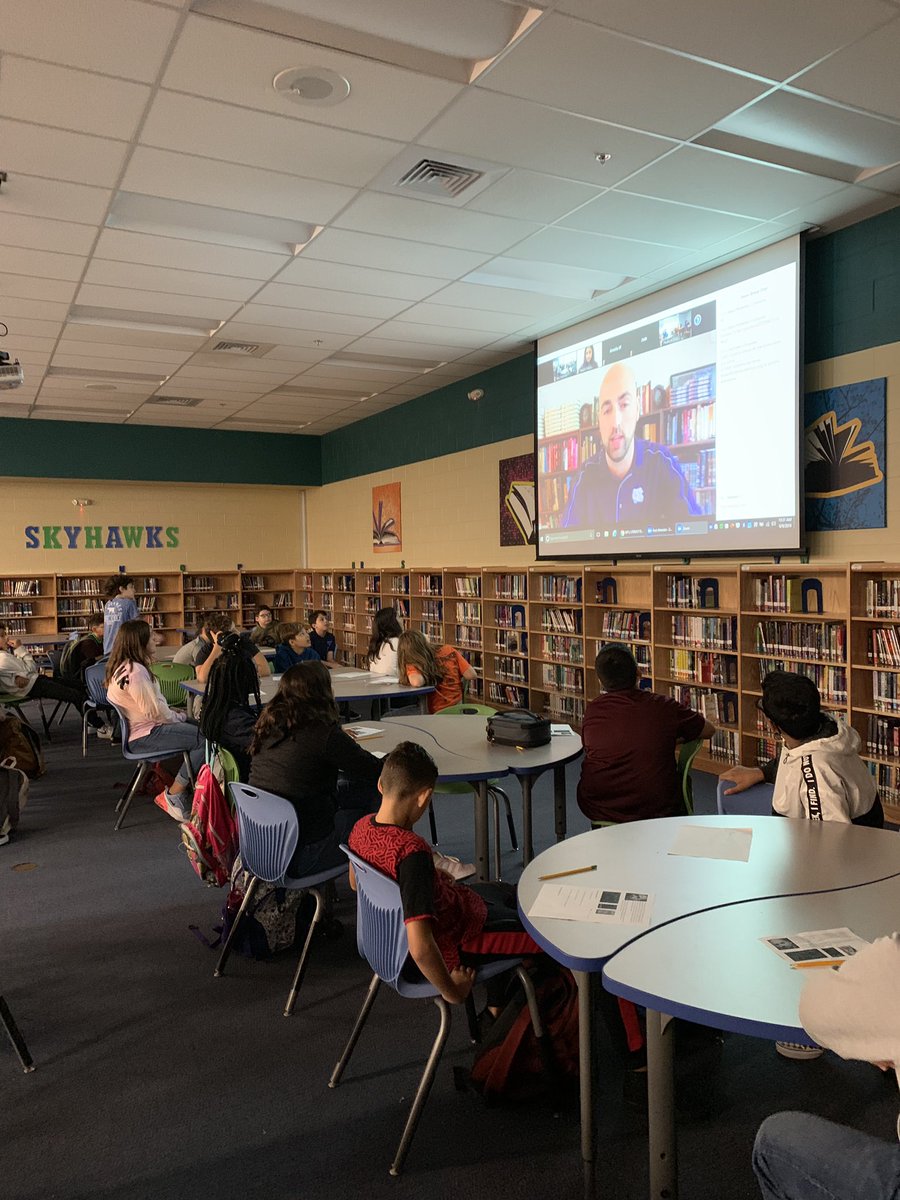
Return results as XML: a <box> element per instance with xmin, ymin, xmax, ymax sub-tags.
<box><xmin>538</xmin><ymin>864</ymin><xmax>597</xmax><ymax>881</ymax></box>
<box><xmin>790</xmin><ymin>959</ymin><xmax>845</xmax><ymax>970</ymax></box>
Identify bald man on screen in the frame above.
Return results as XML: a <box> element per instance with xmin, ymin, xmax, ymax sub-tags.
<box><xmin>563</xmin><ymin>361</ymin><xmax>700</xmax><ymax>531</ymax></box>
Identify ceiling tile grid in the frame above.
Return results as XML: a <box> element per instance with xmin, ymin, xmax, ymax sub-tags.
<box><xmin>0</xmin><ymin>0</ymin><xmax>898</xmax><ymax>430</ymax></box>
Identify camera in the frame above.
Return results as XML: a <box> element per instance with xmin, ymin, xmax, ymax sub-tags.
<box><xmin>0</xmin><ymin>351</ymin><xmax>24</xmax><ymax>390</ymax></box>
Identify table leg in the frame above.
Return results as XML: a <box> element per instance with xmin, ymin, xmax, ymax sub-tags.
<box><xmin>646</xmin><ymin>1009</ymin><xmax>677</xmax><ymax>1200</ymax></box>
<box><xmin>576</xmin><ymin>970</ymin><xmax>596</xmax><ymax>1199</ymax></box>
<box><xmin>520</xmin><ymin>777</ymin><xmax>535</xmax><ymax>865</ymax></box>
<box><xmin>553</xmin><ymin>763</ymin><xmax>567</xmax><ymax>843</ymax></box>
<box><xmin>0</xmin><ymin>996</ymin><xmax>34</xmax><ymax>1073</ymax></box>
<box><xmin>473</xmin><ymin>781</ymin><xmax>490</xmax><ymax>882</ymax></box>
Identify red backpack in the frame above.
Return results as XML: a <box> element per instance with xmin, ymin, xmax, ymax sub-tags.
<box><xmin>180</xmin><ymin>763</ymin><xmax>238</xmax><ymax>887</ymax></box>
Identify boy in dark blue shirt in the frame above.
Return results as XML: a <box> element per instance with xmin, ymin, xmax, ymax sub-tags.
<box><xmin>274</xmin><ymin>623</ymin><xmax>320</xmax><ymax>674</ymax></box>
<box><xmin>309</xmin><ymin>609</ymin><xmax>337</xmax><ymax>666</ymax></box>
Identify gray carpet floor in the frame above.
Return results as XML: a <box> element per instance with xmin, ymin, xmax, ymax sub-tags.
<box><xmin>4</xmin><ymin>707</ymin><xmax>897</xmax><ymax>1200</ymax></box>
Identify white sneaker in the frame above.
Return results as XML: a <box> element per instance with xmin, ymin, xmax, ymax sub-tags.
<box><xmin>432</xmin><ymin>852</ymin><xmax>476</xmax><ymax>882</ymax></box>
<box><xmin>96</xmin><ymin>724</ymin><xmax>114</xmax><ymax>740</ymax></box>
<box><xmin>154</xmin><ymin>790</ymin><xmax>191</xmax><ymax>823</ymax></box>
<box><xmin>775</xmin><ymin>1041</ymin><xmax>824</xmax><ymax>1061</ymax></box>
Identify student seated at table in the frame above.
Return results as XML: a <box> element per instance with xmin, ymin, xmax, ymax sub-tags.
<box><xmin>273</xmin><ymin>622</ymin><xmax>320</xmax><ymax>674</ymax></box>
<box><xmin>102</xmin><ymin>574</ymin><xmax>138</xmax><ymax>654</ymax></box>
<box><xmin>348</xmin><ymin>741</ymin><xmax>542</xmax><ymax>1013</ymax></box>
<box><xmin>248</xmin><ymin>661</ymin><xmax>382</xmax><ymax>877</ymax></box>
<box><xmin>59</xmin><ymin>615</ymin><xmax>106</xmax><ymax>685</ymax></box>
<box><xmin>195</xmin><ymin>613</ymin><xmax>270</xmax><ymax>684</ymax></box>
<box><xmin>753</xmin><ymin>933</ymin><xmax>900</xmax><ymax>1200</ymax></box>
<box><xmin>719</xmin><ymin>670</ymin><xmax>883</xmax><ymax>826</ymax></box>
<box><xmin>396</xmin><ymin>630</ymin><xmax>476</xmax><ymax>714</ymax></box>
<box><xmin>577</xmin><ymin>644</ymin><xmax>714</xmax><ymax>826</ymax></box>
<box><xmin>173</xmin><ymin>611</ymin><xmax>212</xmax><ymax>666</ymax></box>
<box><xmin>105</xmin><ymin>619</ymin><xmax>204</xmax><ymax>822</ymax></box>
<box><xmin>198</xmin><ymin>631</ymin><xmax>262</xmax><ymax>780</ymax></box>
<box><xmin>309</xmin><ymin>609</ymin><xmax>337</xmax><ymax>667</ymax></box>
<box><xmin>249</xmin><ymin>605</ymin><xmax>279</xmax><ymax>649</ymax></box>
<box><xmin>365</xmin><ymin>607</ymin><xmax>402</xmax><ymax>675</ymax></box>
<box><xmin>0</xmin><ymin>624</ymin><xmax>86</xmax><ymax>711</ymax></box>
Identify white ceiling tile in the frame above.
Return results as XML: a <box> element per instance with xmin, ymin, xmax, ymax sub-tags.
<box><xmin>478</xmin><ymin>14</ymin><xmax>767</xmax><ymax>140</ymax></box>
<box><xmin>40</xmin><ymin>378</ymin><xmax>159</xmax><ymax>396</ymax></box>
<box><xmin>0</xmin><ymin>118</ymin><xmax>128</xmax><ymax>189</ymax></box>
<box><xmin>33</xmin><ymin>409</ymin><xmax>127</xmax><ymax>423</ymax></box>
<box><xmin>0</xmin><ymin>0</ymin><xmax>180</xmax><ymax>81</ymax></box>
<box><xmin>236</xmin><ymin>304</ymin><xmax>381</xmax><ymax>336</ymax></box>
<box><xmin>83</xmin><ymin>260</ymin><xmax>259</xmax><ymax>302</ymax></box>
<box><xmin>121</xmin><ymin>146</ymin><xmax>357</xmax><ymax>225</ymax></box>
<box><xmin>559</xmin><ymin>191</ymin><xmax>761</xmax><ymax>248</ymax></box>
<box><xmin>0</xmin><ymin>174</ymin><xmax>111</xmax><ymax>225</ymax></box>
<box><xmin>218</xmin><ymin>420</ymin><xmax>299</xmax><ymax>432</ymax></box>
<box><xmin>0</xmin><ymin>273</ymin><xmax>76</xmax><ymax>303</ymax></box>
<box><xmin>141</xmin><ymin>91</ymin><xmax>405</xmax><ymax>187</ymax></box>
<box><xmin>2</xmin><ymin>296</ymin><xmax>70</xmax><ymax>321</ymax></box>
<box><xmin>787</xmin><ymin>19</ymin><xmax>900</xmax><ymax>120</ymax></box>
<box><xmin>276</xmin><ymin>256</ymin><xmax>447</xmax><ymax>300</ymax></box>
<box><xmin>250</xmin><ymin>282</ymin><xmax>410</xmax><ymax>319</ymax></box>
<box><xmin>94</xmin><ymin>228</ymin><xmax>290</xmax><ymax>279</ymax></box>
<box><xmin>210</xmin><ymin>323</ymin><xmax>341</xmax><ymax>355</ymax></box>
<box><xmin>171</xmin><ymin>365</ymin><xmax>296</xmax><ymax>385</ymax></box>
<box><xmin>397</xmin><ymin>303</ymin><xmax>529</xmax><ymax>335</ymax></box>
<box><xmin>770</xmin><ymin>186</ymin><xmax>900</xmax><ymax>230</ymax></box>
<box><xmin>60</xmin><ymin>324</ymin><xmax>208</xmax><ymax>352</ymax></box>
<box><xmin>0</xmin><ymin>213</ymin><xmax>98</xmax><ymax>256</ymax></box>
<box><xmin>289</xmin><ymin>366</ymin><xmax>414</xmax><ymax>387</ymax></box>
<box><xmin>503</xmin><ymin>227</ymin><xmax>687</xmax><ymax>275</ymax></box>
<box><xmin>858</xmin><ymin>165</ymin><xmax>900</xmax><ymax>196</ymax></box>
<box><xmin>556</xmin><ymin>0</ymin><xmax>897</xmax><ymax>81</ymax></box>
<box><xmin>56</xmin><ymin>341</ymin><xmax>192</xmax><ymax>367</ymax></box>
<box><xmin>185</xmin><ymin>352</ymin><xmax>301</xmax><ymax>374</ymax></box>
<box><xmin>0</xmin><ymin>245</ymin><xmax>86</xmax><ymax>282</ymax></box>
<box><xmin>3</xmin><ymin>335</ymin><xmax>59</xmax><ymax>354</ymax></box>
<box><xmin>332</xmin><ymin>191</ymin><xmax>540</xmax><ymax>253</ymax></box>
<box><xmin>624</xmin><ymin>147</ymin><xmax>846</xmax><ymax>218</ymax></box>
<box><xmin>425</xmin><ymin>92</ymin><xmax>673</xmax><ymax>187</ymax></box>
<box><xmin>75</xmin><ymin>283</ymin><xmax>241</xmax><ymax>321</ymax></box>
<box><xmin>466</xmin><ymin>170</ymin><xmax>603</xmax><ymax>223</ymax></box>
<box><xmin>34</xmin><ymin>392</ymin><xmax>137</xmax><ymax>407</ymax></box>
<box><xmin>353</xmin><ymin>324</ymin><xmax>483</xmax><ymax>349</ymax></box>
<box><xmin>301</xmin><ymin>228</ymin><xmax>492</xmax><ymax>279</ymax></box>
<box><xmin>426</xmin><ymin>281</ymin><xmax>568</xmax><ymax>317</ymax></box>
<box><xmin>0</xmin><ymin>58</ymin><xmax>150</xmax><ymax>140</ymax></box>
<box><xmin>1</xmin><ymin>317</ymin><xmax>63</xmax><ymax>339</ymax></box>
<box><xmin>161</xmin><ymin>15</ymin><xmax>462</xmax><ymax>141</ymax></box>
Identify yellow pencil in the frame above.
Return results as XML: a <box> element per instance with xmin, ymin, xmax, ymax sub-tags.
<box><xmin>538</xmin><ymin>864</ymin><xmax>597</xmax><ymax>881</ymax></box>
<box><xmin>790</xmin><ymin>959</ymin><xmax>845</xmax><ymax>970</ymax></box>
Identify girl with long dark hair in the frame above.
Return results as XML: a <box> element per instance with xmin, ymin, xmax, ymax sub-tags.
<box><xmin>365</xmin><ymin>606</ymin><xmax>403</xmax><ymax>675</ymax></box>
<box><xmin>199</xmin><ymin>631</ymin><xmax>261</xmax><ymax>779</ymax></box>
<box><xmin>249</xmin><ymin>661</ymin><xmax>382</xmax><ymax>876</ymax></box>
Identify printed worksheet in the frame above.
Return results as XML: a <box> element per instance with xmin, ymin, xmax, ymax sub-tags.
<box><xmin>761</xmin><ymin>927</ymin><xmax>870</xmax><ymax>967</ymax></box>
<box><xmin>529</xmin><ymin>884</ymin><xmax>653</xmax><ymax>926</ymax></box>
<box><xmin>345</xmin><ymin>726</ymin><xmax>383</xmax><ymax>740</ymax></box>
<box><xmin>551</xmin><ymin>724</ymin><xmax>575</xmax><ymax>736</ymax></box>
<box><xmin>668</xmin><ymin>825</ymin><xmax>753</xmax><ymax>862</ymax></box>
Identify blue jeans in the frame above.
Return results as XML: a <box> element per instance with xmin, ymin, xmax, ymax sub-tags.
<box><xmin>130</xmin><ymin>721</ymin><xmax>204</xmax><ymax>786</ymax></box>
<box><xmin>753</xmin><ymin>1112</ymin><xmax>900</xmax><ymax>1200</ymax></box>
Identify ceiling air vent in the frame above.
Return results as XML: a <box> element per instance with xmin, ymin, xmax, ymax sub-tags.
<box><xmin>145</xmin><ymin>395</ymin><xmax>203</xmax><ymax>407</ymax></box>
<box><xmin>396</xmin><ymin>158</ymin><xmax>485</xmax><ymax>199</ymax></box>
<box><xmin>211</xmin><ymin>340</ymin><xmax>277</xmax><ymax>357</ymax></box>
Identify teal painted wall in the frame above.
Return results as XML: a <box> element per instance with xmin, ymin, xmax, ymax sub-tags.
<box><xmin>320</xmin><ymin>353</ymin><xmax>534</xmax><ymax>484</ymax></box>
<box><xmin>0</xmin><ymin>417</ymin><xmax>321</xmax><ymax>486</ymax></box>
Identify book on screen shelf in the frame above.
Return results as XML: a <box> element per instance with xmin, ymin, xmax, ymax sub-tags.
<box><xmin>679</xmin><ymin>450</ymin><xmax>716</xmax><ymax>490</ymax></box>
<box><xmin>669</xmin><ymin>649</ymin><xmax>737</xmax><ymax>686</ymax></box>
<box><xmin>541</xmin><ymin>634</ymin><xmax>584</xmax><ymax>664</ymax></box>
<box><xmin>660</xmin><ymin>402</ymin><xmax>715</xmax><ymax>446</ymax></box>
<box><xmin>757</xmin><ymin>660</ymin><xmax>847</xmax><ymax>706</ymax></box>
<box><xmin>600</xmin><ymin>609</ymin><xmax>651</xmax><ymax>642</ymax></box>
<box><xmin>1</xmin><ymin>578</ymin><xmax>42</xmax><ymax>596</ymax></box>
<box><xmin>672</xmin><ymin>613</ymin><xmax>735</xmax><ymax>650</ymax></box>
<box><xmin>541</xmin><ymin>402</ymin><xmax>580</xmax><ymax>438</ymax></box>
<box><xmin>495</xmin><ymin>630</ymin><xmax>528</xmax><ymax>655</ymax></box>
<box><xmin>667</xmin><ymin>685</ymin><xmax>738</xmax><ymax>725</ymax></box>
<box><xmin>868</xmin><ymin>626</ymin><xmax>900</xmax><ymax>667</ymax></box>
<box><xmin>540</xmin><ymin>607</ymin><xmax>582</xmax><ymax>634</ymax></box>
<box><xmin>489</xmin><ymin>682</ymin><xmax>528</xmax><ymax>707</ymax></box>
<box><xmin>754</xmin><ymin>620</ymin><xmax>846</xmax><ymax>662</ymax></box>
<box><xmin>866</xmin><ymin>714</ymin><xmax>900</xmax><ymax>758</ymax></box>
<box><xmin>865</xmin><ymin>578</ymin><xmax>900</xmax><ymax>618</ymax></box>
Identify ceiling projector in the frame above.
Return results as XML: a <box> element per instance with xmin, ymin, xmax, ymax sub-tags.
<box><xmin>0</xmin><ymin>351</ymin><xmax>24</xmax><ymax>389</ymax></box>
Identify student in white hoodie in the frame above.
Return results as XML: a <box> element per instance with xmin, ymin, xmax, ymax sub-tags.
<box><xmin>753</xmin><ymin>934</ymin><xmax>900</xmax><ymax>1200</ymax></box>
<box><xmin>0</xmin><ymin>624</ymin><xmax>84</xmax><ymax>708</ymax></box>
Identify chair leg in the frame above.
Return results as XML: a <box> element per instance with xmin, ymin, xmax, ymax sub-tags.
<box><xmin>114</xmin><ymin>762</ymin><xmax>148</xmax><ymax>831</ymax></box>
<box><xmin>465</xmin><ymin>992</ymin><xmax>480</xmax><ymax>1044</ymax></box>
<box><xmin>115</xmin><ymin>764</ymin><xmax>141</xmax><ymax>813</ymax></box>
<box><xmin>0</xmin><ymin>995</ymin><xmax>34</xmax><ymax>1073</ymax></box>
<box><xmin>390</xmin><ymin>997</ymin><xmax>451</xmax><ymax>1177</ymax></box>
<box><xmin>55</xmin><ymin>701</ymin><xmax>71</xmax><ymax>728</ymax></box>
<box><xmin>82</xmin><ymin>712</ymin><xmax>89</xmax><ymax>758</ymax></box>
<box><xmin>428</xmin><ymin>802</ymin><xmax>438</xmax><ymax>846</ymax></box>
<box><xmin>515</xmin><ymin>965</ymin><xmax>544</xmax><ymax>1038</ymax></box>
<box><xmin>491</xmin><ymin>791</ymin><xmax>502</xmax><ymax>880</ymax></box>
<box><xmin>497</xmin><ymin>787</ymin><xmax>518</xmax><ymax>851</ymax></box>
<box><xmin>214</xmin><ymin>875</ymin><xmax>259</xmax><ymax>978</ymax></box>
<box><xmin>181</xmin><ymin>750</ymin><xmax>195</xmax><ymax>789</ymax></box>
<box><xmin>284</xmin><ymin>887</ymin><xmax>323</xmax><ymax>1016</ymax></box>
<box><xmin>37</xmin><ymin>700</ymin><xmax>52</xmax><ymax>741</ymax></box>
<box><xmin>329</xmin><ymin>973</ymin><xmax>381</xmax><ymax>1089</ymax></box>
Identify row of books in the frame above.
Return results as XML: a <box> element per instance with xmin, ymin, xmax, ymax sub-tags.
<box><xmin>757</xmin><ymin>659</ymin><xmax>848</xmax><ymax>705</ymax></box>
<box><xmin>183</xmin><ymin>576</ymin><xmax>223</xmax><ymax>592</ymax></box>
<box><xmin>387</xmin><ymin>575</ymin><xmax>409</xmax><ymax>595</ymax></box>
<box><xmin>671</xmin><ymin>364</ymin><xmax>715</xmax><ymax>408</ymax></box>
<box><xmin>492</xmin><ymin>656</ymin><xmax>528</xmax><ymax>683</ymax></box>
<box><xmin>865</xmin><ymin>715</ymin><xmax>900</xmax><ymax>759</ymax></box>
<box><xmin>656</xmin><ymin>401</ymin><xmax>715</xmax><ymax>446</ymax></box>
<box><xmin>488</xmin><ymin>682</ymin><xmax>528</xmax><ymax>707</ymax></box>
<box><xmin>420</xmin><ymin>621</ymin><xmax>443</xmax><ymax>643</ymax></box>
<box><xmin>666</xmin><ymin>685</ymin><xmax>738</xmax><ymax>724</ymax></box>
<box><xmin>541</xmin><ymin>635</ymin><xmax>585</xmax><ymax>664</ymax></box>
<box><xmin>755</xmin><ymin>736</ymin><xmax>780</xmax><ymax>766</ymax></box>
<box><xmin>538</xmin><ymin>576</ymin><xmax>582</xmax><ymax>602</ymax></box>
<box><xmin>664</xmin><ymin>575</ymin><xmax>719</xmax><ymax>610</ymax></box>
<box><xmin>672</xmin><ymin>613</ymin><xmax>736</xmax><ymax>651</ymax></box>
<box><xmin>57</xmin><ymin>599</ymin><xmax>103</xmax><ymax>615</ymax></box>
<box><xmin>0</xmin><ymin>602</ymin><xmax>35</xmax><ymax>616</ymax></box>
<box><xmin>340</xmin><ymin>596</ymin><xmax>355</xmax><ymax>612</ymax></box>
<box><xmin>865</xmin><ymin>579</ymin><xmax>900</xmax><ymax>618</ymax></box>
<box><xmin>599</xmin><ymin>609</ymin><xmax>650</xmax><ymax>642</ymax></box>
<box><xmin>421</xmin><ymin>600</ymin><xmax>443</xmax><ymax>621</ymax></box>
<box><xmin>493</xmin><ymin>574</ymin><xmax>526</xmax><ymax>600</ymax></box>
<box><xmin>184</xmin><ymin>594</ymin><xmax>239</xmax><ymax>610</ymax></box>
<box><xmin>541</xmin><ymin>664</ymin><xmax>584</xmax><ymax>694</ymax></box>
<box><xmin>867</xmin><ymin>762</ymin><xmax>900</xmax><ymax>806</ymax></box>
<box><xmin>137</xmin><ymin>597</ymin><xmax>157</xmax><ymax>613</ymax></box>
<box><xmin>668</xmin><ymin>650</ymin><xmax>738</xmax><ymax>686</ymax></box>
<box><xmin>363</xmin><ymin>597</ymin><xmax>380</xmax><ymax>615</ymax></box>
<box><xmin>455</xmin><ymin>625</ymin><xmax>482</xmax><ymax>649</ymax></box>
<box><xmin>494</xmin><ymin>631</ymin><xmax>528</xmax><ymax>654</ymax></box>
<box><xmin>493</xmin><ymin>603</ymin><xmax>526</xmax><ymax>630</ymax></box>
<box><xmin>541</xmin><ymin>607</ymin><xmax>582</xmax><ymax>633</ymax></box>
<box><xmin>3</xmin><ymin>619</ymin><xmax>27</xmax><ymax>634</ymax></box>
<box><xmin>391</xmin><ymin>600</ymin><xmax>411</xmax><ymax>618</ymax></box>
<box><xmin>335</xmin><ymin>575</ymin><xmax>354</xmax><ymax>592</ymax></box>
<box><xmin>59</xmin><ymin>578</ymin><xmax>102</xmax><ymax>595</ymax></box>
<box><xmin>754</xmin><ymin>620</ymin><xmax>846</xmax><ymax>663</ymax></box>
<box><xmin>417</xmin><ymin>574</ymin><xmax>441</xmax><ymax>596</ymax></box>
<box><xmin>548</xmin><ymin>694</ymin><xmax>586</xmax><ymax>722</ymax></box>
<box><xmin>680</xmin><ymin>450</ymin><xmax>716</xmax><ymax>491</ymax></box>
<box><xmin>707</xmin><ymin>729</ymin><xmax>739</xmax><ymax>764</ymax></box>
<box><xmin>241</xmin><ymin>575</ymin><xmax>265</xmax><ymax>590</ymax></box>
<box><xmin>453</xmin><ymin>576</ymin><xmax>481</xmax><ymax>597</ymax></box>
<box><xmin>751</xmin><ymin>574</ymin><xmax>806</xmax><ymax>613</ymax></box>
<box><xmin>539</xmin><ymin>476</ymin><xmax>573</xmax><ymax>517</ymax></box>
<box><xmin>538</xmin><ymin>435</ymin><xmax>586</xmax><ymax>475</ymax></box>
<box><xmin>541</xmin><ymin>401</ymin><xmax>581</xmax><ymax>438</ymax></box>
<box><xmin>868</xmin><ymin>626</ymin><xmax>900</xmax><ymax>668</ymax></box>
<box><xmin>456</xmin><ymin>602</ymin><xmax>481</xmax><ymax>622</ymax></box>
<box><xmin>873</xmin><ymin>672</ymin><xmax>900</xmax><ymax>713</ymax></box>
<box><xmin>597</xmin><ymin>640</ymin><xmax>651</xmax><ymax>674</ymax></box>
<box><xmin>359</xmin><ymin>575</ymin><xmax>380</xmax><ymax>594</ymax></box>
<box><xmin>1</xmin><ymin>579</ymin><xmax>42</xmax><ymax>596</ymax></box>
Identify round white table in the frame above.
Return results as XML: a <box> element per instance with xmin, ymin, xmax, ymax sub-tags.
<box><xmin>181</xmin><ymin>666</ymin><xmax>433</xmax><ymax>710</ymax></box>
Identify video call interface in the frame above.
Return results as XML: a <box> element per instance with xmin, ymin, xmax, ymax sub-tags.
<box><xmin>535</xmin><ymin>240</ymin><xmax>801</xmax><ymax>559</ymax></box>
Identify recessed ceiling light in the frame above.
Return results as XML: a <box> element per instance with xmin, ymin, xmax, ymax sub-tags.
<box><xmin>273</xmin><ymin>67</ymin><xmax>351</xmax><ymax>107</ymax></box>
<box><xmin>595</xmin><ymin>152</ymin><xmax>612</xmax><ymax>164</ymax></box>
<box><xmin>69</xmin><ymin>305</ymin><xmax>222</xmax><ymax>338</ymax></box>
<box><xmin>84</xmin><ymin>383</ymin><xmax>118</xmax><ymax>392</ymax></box>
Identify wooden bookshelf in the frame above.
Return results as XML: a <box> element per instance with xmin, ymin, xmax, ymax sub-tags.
<box><xmin>482</xmin><ymin>569</ymin><xmax>529</xmax><ymax>710</ymax></box>
<box><xmin>136</xmin><ymin>573</ymin><xmax>185</xmax><ymax>645</ymax></box>
<box><xmin>584</xmin><ymin>564</ymin><xmax>653</xmax><ymax>699</ymax></box>
<box><xmin>0</xmin><ymin>575</ymin><xmax>58</xmax><ymax>640</ymax></box>
<box><xmin>529</xmin><ymin>567</ymin><xmax>585</xmax><ymax>725</ymax></box>
<box><xmin>239</xmin><ymin>570</ymin><xmax>296</xmax><ymax>631</ymax></box>
<box><xmin>444</xmin><ymin>569</ymin><xmax>483</xmax><ymax>700</ymax></box>
<box><xmin>411</xmin><ymin>570</ymin><xmax>444</xmax><ymax>647</ymax></box>
<box><xmin>334</xmin><ymin>571</ymin><xmax>357</xmax><ymax>667</ymax></box>
<box><xmin>354</xmin><ymin>570</ymin><xmax>382</xmax><ymax>668</ymax></box>
<box><xmin>183</xmin><ymin>572</ymin><xmax>240</xmax><ymax>628</ymax></box>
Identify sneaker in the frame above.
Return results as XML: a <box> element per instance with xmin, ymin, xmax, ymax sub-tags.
<box><xmin>432</xmin><ymin>852</ymin><xmax>476</xmax><ymax>882</ymax></box>
<box><xmin>775</xmin><ymin>1041</ymin><xmax>824</xmax><ymax>1061</ymax></box>
<box><xmin>153</xmin><ymin>790</ymin><xmax>191</xmax><ymax>823</ymax></box>
<box><xmin>96</xmin><ymin>724</ymin><xmax>114</xmax><ymax>740</ymax></box>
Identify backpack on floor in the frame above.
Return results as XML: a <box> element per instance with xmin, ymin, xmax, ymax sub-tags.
<box><xmin>0</xmin><ymin>760</ymin><xmax>28</xmax><ymax>844</ymax></box>
<box><xmin>180</xmin><ymin>762</ymin><xmax>238</xmax><ymax>887</ymax></box>
<box><xmin>466</xmin><ymin>964</ymin><xmax>580</xmax><ymax>1105</ymax></box>
<box><xmin>0</xmin><ymin>716</ymin><xmax>44</xmax><ymax>780</ymax></box>
<box><xmin>221</xmin><ymin>853</ymin><xmax>311</xmax><ymax>960</ymax></box>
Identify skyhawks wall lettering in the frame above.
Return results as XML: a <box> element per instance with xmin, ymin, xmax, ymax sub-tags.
<box><xmin>24</xmin><ymin>526</ymin><xmax>180</xmax><ymax>550</ymax></box>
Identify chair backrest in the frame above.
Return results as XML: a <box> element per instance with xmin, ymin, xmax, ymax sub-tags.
<box><xmin>151</xmin><ymin>661</ymin><xmax>194</xmax><ymax>706</ymax></box>
<box><xmin>343</xmin><ymin>846</ymin><xmax>413</xmax><ymax>992</ymax></box>
<box><xmin>677</xmin><ymin>738</ymin><xmax>703</xmax><ymax>815</ymax></box>
<box><xmin>48</xmin><ymin>649</ymin><xmax>63</xmax><ymax>679</ymax></box>
<box><xmin>105</xmin><ymin>698</ymin><xmax>137</xmax><ymax>753</ymax></box>
<box><xmin>716</xmin><ymin>779</ymin><xmax>775</xmax><ymax>816</ymax></box>
<box><xmin>438</xmin><ymin>702</ymin><xmax>497</xmax><ymax>716</ymax></box>
<box><xmin>84</xmin><ymin>661</ymin><xmax>109</xmax><ymax>707</ymax></box>
<box><xmin>228</xmin><ymin>783</ymin><xmax>299</xmax><ymax>885</ymax></box>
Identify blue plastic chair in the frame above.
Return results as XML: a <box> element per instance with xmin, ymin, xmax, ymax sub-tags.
<box><xmin>81</xmin><ymin>659</ymin><xmax>113</xmax><ymax>756</ymax></box>
<box><xmin>329</xmin><ymin>847</ymin><xmax>543</xmax><ymax>1176</ymax></box>
<box><xmin>106</xmin><ymin>699</ymin><xmax>196</xmax><ymax>832</ymax></box>
<box><xmin>716</xmin><ymin>778</ymin><xmax>774</xmax><ymax>816</ymax></box>
<box><xmin>215</xmin><ymin>784</ymin><xmax>348</xmax><ymax>1017</ymax></box>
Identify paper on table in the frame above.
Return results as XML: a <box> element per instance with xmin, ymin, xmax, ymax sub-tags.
<box><xmin>335</xmin><ymin>670</ymin><xmax>369</xmax><ymax>679</ymax></box>
<box><xmin>529</xmin><ymin>883</ymin><xmax>653</xmax><ymax>927</ymax></box>
<box><xmin>762</xmin><ymin>927</ymin><xmax>870</xmax><ymax>966</ymax></box>
<box><xmin>369</xmin><ymin>750</ymin><xmax>387</xmax><ymax>760</ymax></box>
<box><xmin>369</xmin><ymin>675</ymin><xmax>399</xmax><ymax>685</ymax></box>
<box><xmin>345</xmin><ymin>726</ymin><xmax>383</xmax><ymax>740</ymax></box>
<box><xmin>668</xmin><ymin>825</ymin><xmax>752</xmax><ymax>862</ymax></box>
<box><xmin>551</xmin><ymin>723</ymin><xmax>575</xmax><ymax>736</ymax></box>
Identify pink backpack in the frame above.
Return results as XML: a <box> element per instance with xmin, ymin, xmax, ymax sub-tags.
<box><xmin>180</xmin><ymin>763</ymin><xmax>238</xmax><ymax>887</ymax></box>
